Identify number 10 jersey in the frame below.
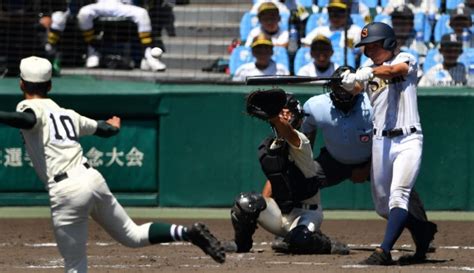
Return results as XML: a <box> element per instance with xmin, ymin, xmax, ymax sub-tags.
<box><xmin>17</xmin><ymin>98</ymin><xmax>98</xmax><ymax>186</ymax></box>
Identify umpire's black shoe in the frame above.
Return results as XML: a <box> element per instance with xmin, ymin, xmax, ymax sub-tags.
<box><xmin>187</xmin><ymin>223</ymin><xmax>226</xmax><ymax>263</ymax></box>
<box><xmin>360</xmin><ymin>247</ymin><xmax>395</xmax><ymax>265</ymax></box>
<box><xmin>398</xmin><ymin>253</ymin><xmax>427</xmax><ymax>265</ymax></box>
<box><xmin>414</xmin><ymin>221</ymin><xmax>438</xmax><ymax>257</ymax></box>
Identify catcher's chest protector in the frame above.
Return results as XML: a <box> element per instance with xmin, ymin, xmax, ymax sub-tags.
<box><xmin>258</xmin><ymin>137</ymin><xmax>320</xmax><ymax>211</ymax></box>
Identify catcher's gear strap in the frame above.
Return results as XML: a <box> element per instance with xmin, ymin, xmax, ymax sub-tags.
<box><xmin>231</xmin><ymin>192</ymin><xmax>266</xmax><ymax>253</ymax></box>
<box><xmin>284</xmin><ymin>225</ymin><xmax>332</xmax><ymax>254</ymax></box>
<box><xmin>0</xmin><ymin>109</ymin><xmax>36</xmax><ymax>129</ymax></box>
<box><xmin>258</xmin><ymin>136</ymin><xmax>320</xmax><ymax>213</ymax></box>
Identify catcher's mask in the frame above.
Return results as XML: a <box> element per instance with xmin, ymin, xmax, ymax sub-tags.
<box><xmin>284</xmin><ymin>93</ymin><xmax>305</xmax><ymax>129</ymax></box>
<box><xmin>325</xmin><ymin>66</ymin><xmax>358</xmax><ymax>113</ymax></box>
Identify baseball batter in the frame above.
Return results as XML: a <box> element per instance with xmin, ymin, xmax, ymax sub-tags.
<box><xmin>341</xmin><ymin>22</ymin><xmax>437</xmax><ymax>265</ymax></box>
<box><xmin>0</xmin><ymin>56</ymin><xmax>225</xmax><ymax>272</ymax></box>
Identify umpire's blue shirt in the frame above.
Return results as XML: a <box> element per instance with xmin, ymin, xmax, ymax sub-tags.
<box><xmin>301</xmin><ymin>93</ymin><xmax>373</xmax><ymax>165</ymax></box>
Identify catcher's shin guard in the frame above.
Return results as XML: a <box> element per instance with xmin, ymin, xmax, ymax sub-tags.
<box><xmin>279</xmin><ymin>225</ymin><xmax>332</xmax><ymax>254</ymax></box>
<box><xmin>230</xmin><ymin>192</ymin><xmax>266</xmax><ymax>252</ymax></box>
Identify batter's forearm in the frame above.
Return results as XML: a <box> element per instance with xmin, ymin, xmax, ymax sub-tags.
<box><xmin>0</xmin><ymin>110</ymin><xmax>36</xmax><ymax>129</ymax></box>
<box><xmin>94</xmin><ymin>121</ymin><xmax>120</xmax><ymax>137</ymax></box>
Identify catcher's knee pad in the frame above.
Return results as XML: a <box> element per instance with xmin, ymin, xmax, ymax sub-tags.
<box><xmin>284</xmin><ymin>225</ymin><xmax>332</xmax><ymax>254</ymax></box>
<box><xmin>230</xmin><ymin>192</ymin><xmax>266</xmax><ymax>252</ymax></box>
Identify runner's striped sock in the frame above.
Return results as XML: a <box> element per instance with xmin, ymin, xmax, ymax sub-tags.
<box><xmin>148</xmin><ymin>222</ymin><xmax>188</xmax><ymax>244</ymax></box>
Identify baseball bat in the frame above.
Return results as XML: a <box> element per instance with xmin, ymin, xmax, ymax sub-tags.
<box><xmin>246</xmin><ymin>76</ymin><xmax>342</xmax><ymax>85</ymax></box>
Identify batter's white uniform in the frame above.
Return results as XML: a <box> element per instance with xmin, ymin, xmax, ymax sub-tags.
<box><xmin>363</xmin><ymin>52</ymin><xmax>423</xmax><ymax>218</ymax></box>
<box><xmin>258</xmin><ymin>131</ymin><xmax>323</xmax><ymax>237</ymax></box>
<box><xmin>77</xmin><ymin>0</ymin><xmax>152</xmax><ymax>33</ymax></box>
<box><xmin>17</xmin><ymin>98</ymin><xmax>153</xmax><ymax>273</ymax></box>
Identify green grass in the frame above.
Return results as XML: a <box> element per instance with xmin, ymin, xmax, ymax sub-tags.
<box><xmin>0</xmin><ymin>207</ymin><xmax>473</xmax><ymax>221</ymax></box>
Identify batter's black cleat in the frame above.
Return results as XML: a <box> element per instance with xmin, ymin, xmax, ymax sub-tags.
<box><xmin>398</xmin><ymin>253</ymin><xmax>428</xmax><ymax>265</ymax></box>
<box><xmin>187</xmin><ymin>223</ymin><xmax>226</xmax><ymax>263</ymax></box>
<box><xmin>360</xmin><ymin>247</ymin><xmax>395</xmax><ymax>265</ymax></box>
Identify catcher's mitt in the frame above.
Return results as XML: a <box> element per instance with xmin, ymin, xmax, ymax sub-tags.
<box><xmin>246</xmin><ymin>88</ymin><xmax>287</xmax><ymax>120</ymax></box>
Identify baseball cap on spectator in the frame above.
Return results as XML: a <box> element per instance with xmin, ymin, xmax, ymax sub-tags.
<box><xmin>20</xmin><ymin>56</ymin><xmax>52</xmax><ymax>83</ymax></box>
<box><xmin>311</xmin><ymin>35</ymin><xmax>333</xmax><ymax>51</ymax></box>
<box><xmin>391</xmin><ymin>6</ymin><xmax>414</xmax><ymax>20</ymax></box>
<box><xmin>328</xmin><ymin>0</ymin><xmax>348</xmax><ymax>10</ymax></box>
<box><xmin>251</xmin><ymin>33</ymin><xmax>273</xmax><ymax>48</ymax></box>
<box><xmin>258</xmin><ymin>2</ymin><xmax>279</xmax><ymax>15</ymax></box>
<box><xmin>440</xmin><ymin>33</ymin><xmax>462</xmax><ymax>47</ymax></box>
<box><xmin>450</xmin><ymin>7</ymin><xmax>472</xmax><ymax>25</ymax></box>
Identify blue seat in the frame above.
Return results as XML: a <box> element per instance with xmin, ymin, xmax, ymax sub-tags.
<box><xmin>434</xmin><ymin>14</ymin><xmax>452</xmax><ymax>44</ymax></box>
<box><xmin>459</xmin><ymin>48</ymin><xmax>474</xmax><ymax>70</ymax></box>
<box><xmin>423</xmin><ymin>48</ymin><xmax>443</xmax><ymax>73</ymax></box>
<box><xmin>293</xmin><ymin>47</ymin><xmax>312</xmax><ymax>74</ymax></box>
<box><xmin>373</xmin><ymin>14</ymin><xmax>392</xmax><ymax>26</ymax></box>
<box><xmin>229</xmin><ymin>46</ymin><xmax>254</xmax><ymax>75</ymax></box>
<box><xmin>446</xmin><ymin>0</ymin><xmax>463</xmax><ymax>10</ymax></box>
<box><xmin>305</xmin><ymin>13</ymin><xmax>329</xmax><ymax>34</ymax></box>
<box><xmin>414</xmin><ymin>12</ymin><xmax>432</xmax><ymax>43</ymax></box>
<box><xmin>229</xmin><ymin>46</ymin><xmax>290</xmax><ymax>75</ymax></box>
<box><xmin>298</xmin><ymin>0</ymin><xmax>314</xmax><ymax>8</ymax></box>
<box><xmin>240</xmin><ymin>11</ymin><xmax>290</xmax><ymax>42</ymax></box>
<box><xmin>350</xmin><ymin>14</ymin><xmax>366</xmax><ymax>28</ymax></box>
<box><xmin>360</xmin><ymin>0</ymin><xmax>378</xmax><ymax>8</ymax></box>
<box><xmin>240</xmin><ymin>12</ymin><xmax>260</xmax><ymax>41</ymax></box>
<box><xmin>272</xmin><ymin>46</ymin><xmax>290</xmax><ymax>71</ymax></box>
<box><xmin>332</xmin><ymin>46</ymin><xmax>356</xmax><ymax>67</ymax></box>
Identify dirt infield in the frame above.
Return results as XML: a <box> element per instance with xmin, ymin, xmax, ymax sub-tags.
<box><xmin>0</xmin><ymin>218</ymin><xmax>473</xmax><ymax>272</ymax></box>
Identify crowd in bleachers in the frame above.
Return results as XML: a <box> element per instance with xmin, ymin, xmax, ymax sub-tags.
<box><xmin>0</xmin><ymin>0</ymin><xmax>175</xmax><ymax>76</ymax></box>
<box><xmin>229</xmin><ymin>0</ymin><xmax>474</xmax><ymax>87</ymax></box>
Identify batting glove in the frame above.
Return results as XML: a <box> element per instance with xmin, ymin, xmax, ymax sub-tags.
<box><xmin>341</xmin><ymin>70</ymin><xmax>357</xmax><ymax>91</ymax></box>
<box><xmin>355</xmin><ymin>67</ymin><xmax>374</xmax><ymax>82</ymax></box>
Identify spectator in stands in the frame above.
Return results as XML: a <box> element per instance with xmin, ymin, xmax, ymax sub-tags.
<box><xmin>448</xmin><ymin>7</ymin><xmax>473</xmax><ymax>49</ymax></box>
<box><xmin>0</xmin><ymin>1</ymin><xmax>64</xmax><ymax>76</ymax></box>
<box><xmin>296</xmin><ymin>35</ymin><xmax>339</xmax><ymax>77</ymax></box>
<box><xmin>382</xmin><ymin>0</ymin><xmax>438</xmax><ymax>20</ymax></box>
<box><xmin>77</xmin><ymin>0</ymin><xmax>166</xmax><ymax>71</ymax></box>
<box><xmin>419</xmin><ymin>33</ymin><xmax>466</xmax><ymax>87</ymax></box>
<box><xmin>391</xmin><ymin>6</ymin><xmax>429</xmax><ymax>66</ymax></box>
<box><xmin>233</xmin><ymin>34</ymin><xmax>290</xmax><ymax>82</ymax></box>
<box><xmin>301</xmin><ymin>0</ymin><xmax>361</xmax><ymax>51</ymax></box>
<box><xmin>245</xmin><ymin>2</ymin><xmax>289</xmax><ymax>48</ymax></box>
<box><xmin>42</xmin><ymin>1</ymin><xmax>70</xmax><ymax>76</ymax></box>
<box><xmin>250</xmin><ymin>0</ymin><xmax>290</xmax><ymax>15</ymax></box>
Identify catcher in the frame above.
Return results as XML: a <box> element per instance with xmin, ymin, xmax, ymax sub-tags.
<box><xmin>227</xmin><ymin>88</ymin><xmax>349</xmax><ymax>255</ymax></box>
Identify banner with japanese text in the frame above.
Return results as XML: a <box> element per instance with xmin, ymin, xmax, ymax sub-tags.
<box><xmin>0</xmin><ymin>120</ymin><xmax>158</xmax><ymax>193</ymax></box>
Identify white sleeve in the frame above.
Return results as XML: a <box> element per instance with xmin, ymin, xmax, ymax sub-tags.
<box><xmin>68</xmin><ymin>110</ymin><xmax>98</xmax><ymax>136</ymax></box>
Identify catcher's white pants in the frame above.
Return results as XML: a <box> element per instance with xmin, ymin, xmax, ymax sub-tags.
<box><xmin>49</xmin><ymin>165</ymin><xmax>152</xmax><ymax>273</ymax></box>
<box><xmin>257</xmin><ymin>198</ymin><xmax>323</xmax><ymax>237</ymax></box>
<box><xmin>77</xmin><ymin>2</ymin><xmax>152</xmax><ymax>33</ymax></box>
<box><xmin>370</xmin><ymin>132</ymin><xmax>423</xmax><ymax>218</ymax></box>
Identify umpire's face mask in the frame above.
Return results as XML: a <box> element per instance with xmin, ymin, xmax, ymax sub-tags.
<box><xmin>329</xmin><ymin>88</ymin><xmax>357</xmax><ymax>113</ymax></box>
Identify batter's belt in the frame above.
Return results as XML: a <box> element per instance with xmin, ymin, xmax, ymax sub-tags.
<box><xmin>373</xmin><ymin>126</ymin><xmax>417</xmax><ymax>138</ymax></box>
<box><xmin>53</xmin><ymin>162</ymin><xmax>91</xmax><ymax>183</ymax></box>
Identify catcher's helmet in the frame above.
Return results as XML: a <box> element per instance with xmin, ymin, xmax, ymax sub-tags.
<box><xmin>355</xmin><ymin>22</ymin><xmax>397</xmax><ymax>51</ymax></box>
<box><xmin>284</xmin><ymin>93</ymin><xmax>305</xmax><ymax>128</ymax></box>
<box><xmin>326</xmin><ymin>66</ymin><xmax>358</xmax><ymax>112</ymax></box>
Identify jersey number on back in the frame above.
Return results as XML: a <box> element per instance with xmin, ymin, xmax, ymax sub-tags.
<box><xmin>49</xmin><ymin>113</ymin><xmax>78</xmax><ymax>142</ymax></box>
